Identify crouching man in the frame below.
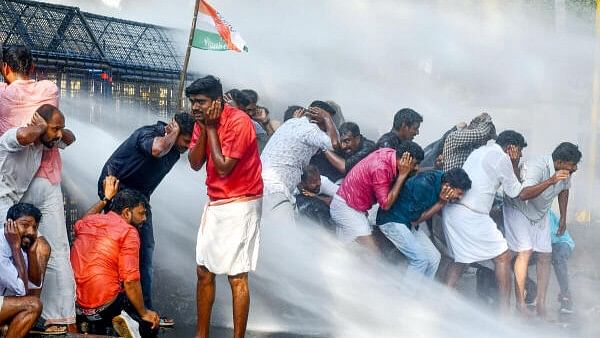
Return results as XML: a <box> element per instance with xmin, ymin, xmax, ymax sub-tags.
<box><xmin>70</xmin><ymin>177</ymin><xmax>159</xmax><ymax>337</ymax></box>
<box><xmin>0</xmin><ymin>203</ymin><xmax>50</xmax><ymax>338</ymax></box>
<box><xmin>376</xmin><ymin>168</ymin><xmax>472</xmax><ymax>279</ymax></box>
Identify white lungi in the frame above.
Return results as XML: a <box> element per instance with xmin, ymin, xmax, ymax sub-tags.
<box><xmin>443</xmin><ymin>203</ymin><xmax>508</xmax><ymax>264</ymax></box>
<box><xmin>196</xmin><ymin>197</ymin><xmax>262</xmax><ymax>275</ymax></box>
<box><xmin>503</xmin><ymin>204</ymin><xmax>551</xmax><ymax>253</ymax></box>
<box><xmin>0</xmin><ymin>296</ymin><xmax>3</xmax><ymax>311</ymax></box>
<box><xmin>20</xmin><ymin>177</ymin><xmax>76</xmax><ymax>324</ymax></box>
<box><xmin>330</xmin><ymin>194</ymin><xmax>372</xmax><ymax>243</ymax></box>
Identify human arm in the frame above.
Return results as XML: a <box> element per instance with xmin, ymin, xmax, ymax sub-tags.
<box><xmin>557</xmin><ymin>189</ymin><xmax>569</xmax><ymax>236</ymax></box>
<box><xmin>411</xmin><ymin>185</ymin><xmax>455</xmax><ymax>225</ymax></box>
<box><xmin>188</xmin><ymin>123</ymin><xmax>208</xmax><ymax>171</ymax></box>
<box><xmin>120</xmin><ymin>231</ymin><xmax>159</xmax><ymax>329</ymax></box>
<box><xmin>59</xmin><ymin>129</ymin><xmax>76</xmax><ymax>146</ymax></box>
<box><xmin>377</xmin><ymin>153</ymin><xmax>413</xmax><ymax>211</ymax></box>
<box><xmin>150</xmin><ymin>119</ymin><xmax>180</xmax><ymax>158</ymax></box>
<box><xmin>306</xmin><ymin>108</ymin><xmax>339</xmax><ymax>150</ymax></box>
<box><xmin>322</xmin><ymin>149</ymin><xmax>346</xmax><ymax>174</ymax></box>
<box><xmin>204</xmin><ymin>99</ymin><xmax>246</xmax><ymax>177</ymax></box>
<box><xmin>16</xmin><ymin>112</ymin><xmax>47</xmax><ymax>146</ymax></box>
<box><xmin>4</xmin><ymin>220</ymin><xmax>29</xmax><ymax>295</ymax></box>
<box><xmin>26</xmin><ymin>236</ymin><xmax>49</xmax><ymax>288</ymax></box>
<box><xmin>84</xmin><ymin>175</ymin><xmax>119</xmax><ymax>216</ymax></box>
<box><xmin>451</xmin><ymin>114</ymin><xmax>493</xmax><ymax>150</ymax></box>
<box><xmin>518</xmin><ymin>170</ymin><xmax>569</xmax><ymax>200</ymax></box>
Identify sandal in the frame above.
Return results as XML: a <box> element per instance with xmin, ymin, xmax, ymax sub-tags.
<box><xmin>159</xmin><ymin>317</ymin><xmax>175</xmax><ymax>328</ymax></box>
<box><xmin>29</xmin><ymin>324</ymin><xmax>67</xmax><ymax>335</ymax></box>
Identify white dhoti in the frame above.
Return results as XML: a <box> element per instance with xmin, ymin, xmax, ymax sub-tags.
<box><xmin>20</xmin><ymin>177</ymin><xmax>76</xmax><ymax>325</ymax></box>
<box><xmin>442</xmin><ymin>203</ymin><xmax>508</xmax><ymax>264</ymax></box>
<box><xmin>196</xmin><ymin>197</ymin><xmax>262</xmax><ymax>275</ymax></box>
<box><xmin>503</xmin><ymin>204</ymin><xmax>551</xmax><ymax>253</ymax></box>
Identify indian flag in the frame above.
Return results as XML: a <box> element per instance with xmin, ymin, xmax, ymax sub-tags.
<box><xmin>192</xmin><ymin>0</ymin><xmax>248</xmax><ymax>52</ymax></box>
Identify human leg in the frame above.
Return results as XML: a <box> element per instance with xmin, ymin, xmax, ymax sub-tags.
<box><xmin>493</xmin><ymin>250</ymin><xmax>512</xmax><ymax>314</ymax></box>
<box><xmin>445</xmin><ymin>262</ymin><xmax>467</xmax><ymax>288</ymax></box>
<box><xmin>513</xmin><ymin>249</ymin><xmax>533</xmax><ymax>312</ymax></box>
<box><xmin>413</xmin><ymin>226</ymin><xmax>441</xmax><ymax>279</ymax></box>
<box><xmin>0</xmin><ymin>296</ymin><xmax>42</xmax><ymax>338</ymax></box>
<box><xmin>379</xmin><ymin>222</ymin><xmax>431</xmax><ymax>276</ymax></box>
<box><xmin>195</xmin><ymin>265</ymin><xmax>215</xmax><ymax>338</ymax></box>
<box><xmin>552</xmin><ymin>242</ymin><xmax>573</xmax><ymax>308</ymax></box>
<box><xmin>535</xmin><ymin>252</ymin><xmax>552</xmax><ymax>317</ymax></box>
<box><xmin>139</xmin><ymin>208</ymin><xmax>155</xmax><ymax>310</ymax></box>
<box><xmin>228</xmin><ymin>273</ymin><xmax>250</xmax><ymax>338</ymax></box>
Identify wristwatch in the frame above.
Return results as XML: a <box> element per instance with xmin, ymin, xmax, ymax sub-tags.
<box><xmin>102</xmin><ymin>196</ymin><xmax>111</xmax><ymax>203</ymax></box>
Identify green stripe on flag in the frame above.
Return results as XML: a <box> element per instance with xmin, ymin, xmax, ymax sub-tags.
<box><xmin>192</xmin><ymin>29</ymin><xmax>229</xmax><ymax>51</ymax></box>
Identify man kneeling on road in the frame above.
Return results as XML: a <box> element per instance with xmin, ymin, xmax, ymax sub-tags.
<box><xmin>71</xmin><ymin>177</ymin><xmax>159</xmax><ymax>337</ymax></box>
<box><xmin>0</xmin><ymin>203</ymin><xmax>50</xmax><ymax>338</ymax></box>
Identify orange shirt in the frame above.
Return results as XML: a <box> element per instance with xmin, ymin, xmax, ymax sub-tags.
<box><xmin>70</xmin><ymin>212</ymin><xmax>141</xmax><ymax>309</ymax></box>
<box><xmin>189</xmin><ymin>104</ymin><xmax>263</xmax><ymax>200</ymax></box>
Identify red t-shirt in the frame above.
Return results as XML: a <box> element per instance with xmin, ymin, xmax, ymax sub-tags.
<box><xmin>189</xmin><ymin>104</ymin><xmax>263</xmax><ymax>200</ymax></box>
<box><xmin>70</xmin><ymin>212</ymin><xmax>141</xmax><ymax>309</ymax></box>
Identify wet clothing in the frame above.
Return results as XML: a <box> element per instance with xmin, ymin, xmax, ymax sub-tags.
<box><xmin>442</xmin><ymin>142</ymin><xmax>521</xmax><ymax>263</ymax></box>
<box><xmin>503</xmin><ymin>205</ymin><xmax>552</xmax><ymax>253</ymax></box>
<box><xmin>376</xmin><ymin>131</ymin><xmax>402</xmax><ymax>150</ymax></box>
<box><xmin>336</xmin><ymin>148</ymin><xmax>397</xmax><ymax>213</ymax></box>
<box><xmin>442</xmin><ymin>115</ymin><xmax>493</xmax><ymax>171</ymax></box>
<box><xmin>261</xmin><ymin>117</ymin><xmax>332</xmax><ymax>203</ymax></box>
<box><xmin>190</xmin><ymin>104</ymin><xmax>263</xmax><ymax>200</ymax></box>
<box><xmin>196</xmin><ymin>197</ymin><xmax>262</xmax><ymax>275</ymax></box>
<box><xmin>0</xmin><ymin>233</ymin><xmax>28</xmax><ymax>296</ymax></box>
<box><xmin>0</xmin><ymin>128</ymin><xmax>43</xmax><ymax>206</ymax></box>
<box><xmin>70</xmin><ymin>212</ymin><xmax>141</xmax><ymax>310</ymax></box>
<box><xmin>331</xmin><ymin>194</ymin><xmax>371</xmax><ymax>242</ymax></box>
<box><xmin>98</xmin><ymin>121</ymin><xmax>181</xmax><ymax>199</ymax></box>
<box><xmin>376</xmin><ymin>170</ymin><xmax>443</xmax><ymax>228</ymax></box>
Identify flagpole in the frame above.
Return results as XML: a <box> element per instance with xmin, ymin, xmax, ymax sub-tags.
<box><xmin>177</xmin><ymin>0</ymin><xmax>201</xmax><ymax>112</ymax></box>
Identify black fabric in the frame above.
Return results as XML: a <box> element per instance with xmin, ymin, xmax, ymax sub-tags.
<box><xmin>295</xmin><ymin>194</ymin><xmax>335</xmax><ymax>232</ymax></box>
<box><xmin>310</xmin><ymin>151</ymin><xmax>344</xmax><ymax>182</ymax></box>
<box><xmin>98</xmin><ymin>121</ymin><xmax>181</xmax><ymax>199</ymax></box>
<box><xmin>344</xmin><ymin>137</ymin><xmax>376</xmax><ymax>172</ymax></box>
<box><xmin>376</xmin><ymin>131</ymin><xmax>402</xmax><ymax>150</ymax></box>
<box><xmin>77</xmin><ymin>293</ymin><xmax>158</xmax><ymax>337</ymax></box>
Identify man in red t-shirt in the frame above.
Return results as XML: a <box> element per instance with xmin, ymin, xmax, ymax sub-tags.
<box><xmin>70</xmin><ymin>178</ymin><xmax>159</xmax><ymax>337</ymax></box>
<box><xmin>187</xmin><ymin>76</ymin><xmax>263</xmax><ymax>338</ymax></box>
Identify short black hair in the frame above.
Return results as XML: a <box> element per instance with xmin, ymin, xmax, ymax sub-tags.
<box><xmin>339</xmin><ymin>122</ymin><xmax>360</xmax><ymax>137</ymax></box>
<box><xmin>396</xmin><ymin>141</ymin><xmax>424</xmax><ymax>163</ymax></box>
<box><xmin>552</xmin><ymin>142</ymin><xmax>582</xmax><ymax>164</ymax></box>
<box><xmin>2</xmin><ymin>45</ymin><xmax>33</xmax><ymax>75</ymax></box>
<box><xmin>283</xmin><ymin>105</ymin><xmax>303</xmax><ymax>121</ymax></box>
<box><xmin>442</xmin><ymin>168</ymin><xmax>472</xmax><ymax>191</ymax></box>
<box><xmin>185</xmin><ymin>75</ymin><xmax>222</xmax><ymax>99</ymax></box>
<box><xmin>309</xmin><ymin>100</ymin><xmax>336</xmax><ymax>117</ymax></box>
<box><xmin>496</xmin><ymin>130</ymin><xmax>527</xmax><ymax>149</ymax></box>
<box><xmin>7</xmin><ymin>203</ymin><xmax>42</xmax><ymax>223</ymax></box>
<box><xmin>241</xmin><ymin>89</ymin><xmax>258</xmax><ymax>104</ymax></box>
<box><xmin>393</xmin><ymin>108</ymin><xmax>423</xmax><ymax>130</ymax></box>
<box><xmin>110</xmin><ymin>189</ymin><xmax>150</xmax><ymax>214</ymax></box>
<box><xmin>36</xmin><ymin>104</ymin><xmax>62</xmax><ymax>122</ymax></box>
<box><xmin>225</xmin><ymin>89</ymin><xmax>251</xmax><ymax>108</ymax></box>
<box><xmin>174</xmin><ymin>112</ymin><xmax>195</xmax><ymax>136</ymax></box>
<box><xmin>301</xmin><ymin>165</ymin><xmax>320</xmax><ymax>183</ymax></box>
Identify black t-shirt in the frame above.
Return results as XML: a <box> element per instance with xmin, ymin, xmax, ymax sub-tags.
<box><xmin>98</xmin><ymin>121</ymin><xmax>181</xmax><ymax>199</ymax></box>
<box><xmin>376</xmin><ymin>131</ymin><xmax>402</xmax><ymax>150</ymax></box>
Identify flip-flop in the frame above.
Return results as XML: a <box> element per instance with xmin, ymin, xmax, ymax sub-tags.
<box><xmin>159</xmin><ymin>317</ymin><xmax>175</xmax><ymax>328</ymax></box>
<box><xmin>29</xmin><ymin>324</ymin><xmax>67</xmax><ymax>335</ymax></box>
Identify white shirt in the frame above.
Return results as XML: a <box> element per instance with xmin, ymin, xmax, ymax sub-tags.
<box><xmin>0</xmin><ymin>234</ymin><xmax>27</xmax><ymax>296</ymax></box>
<box><xmin>507</xmin><ymin>155</ymin><xmax>570</xmax><ymax>222</ymax></box>
<box><xmin>459</xmin><ymin>142</ymin><xmax>522</xmax><ymax>214</ymax></box>
<box><xmin>261</xmin><ymin>117</ymin><xmax>333</xmax><ymax>201</ymax></box>
<box><xmin>0</xmin><ymin>128</ymin><xmax>44</xmax><ymax>203</ymax></box>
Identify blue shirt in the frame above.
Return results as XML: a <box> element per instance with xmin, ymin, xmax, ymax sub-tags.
<box><xmin>376</xmin><ymin>170</ymin><xmax>443</xmax><ymax>228</ymax></box>
<box><xmin>548</xmin><ymin>210</ymin><xmax>575</xmax><ymax>250</ymax></box>
<box><xmin>98</xmin><ymin>121</ymin><xmax>182</xmax><ymax>199</ymax></box>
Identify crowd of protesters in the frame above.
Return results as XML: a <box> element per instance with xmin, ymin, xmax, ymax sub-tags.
<box><xmin>0</xmin><ymin>45</ymin><xmax>584</xmax><ymax>338</ymax></box>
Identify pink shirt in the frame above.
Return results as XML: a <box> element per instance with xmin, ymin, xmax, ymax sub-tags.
<box><xmin>0</xmin><ymin>80</ymin><xmax>62</xmax><ymax>184</ymax></box>
<box><xmin>336</xmin><ymin>148</ymin><xmax>397</xmax><ymax>212</ymax></box>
